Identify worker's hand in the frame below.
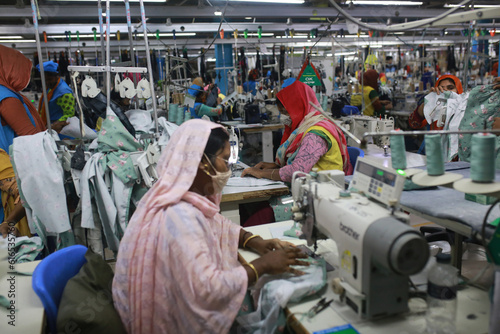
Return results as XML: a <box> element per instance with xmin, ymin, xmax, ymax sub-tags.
<box><xmin>253</xmin><ymin>162</ymin><xmax>279</xmax><ymax>170</ymax></box>
<box><xmin>253</xmin><ymin>246</ymin><xmax>310</xmax><ymax>276</ymax></box>
<box><xmin>0</xmin><ymin>222</ymin><xmax>19</xmax><ymax>239</ymax></box>
<box><xmin>241</xmin><ymin>167</ymin><xmax>263</xmax><ymax>178</ymax></box>
<box><xmin>492</xmin><ymin>117</ymin><xmax>500</xmax><ymax>133</ymax></box>
<box><xmin>429</xmin><ymin>86</ymin><xmax>446</xmax><ymax>95</ymax></box>
<box><xmin>51</xmin><ymin>120</ymin><xmax>69</xmax><ymax>133</ymax></box>
<box><xmin>493</xmin><ymin>77</ymin><xmax>500</xmax><ymax>90</ymax></box>
<box><xmin>247</xmin><ymin>237</ymin><xmax>297</xmax><ymax>256</ymax></box>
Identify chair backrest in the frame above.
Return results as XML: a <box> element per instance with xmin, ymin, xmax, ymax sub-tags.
<box><xmin>32</xmin><ymin>245</ymin><xmax>88</xmax><ymax>334</ymax></box>
<box><xmin>347</xmin><ymin>146</ymin><xmax>365</xmax><ymax>169</ymax></box>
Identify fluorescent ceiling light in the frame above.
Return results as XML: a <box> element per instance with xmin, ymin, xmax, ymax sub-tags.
<box><xmin>444</xmin><ymin>4</ymin><xmax>500</xmax><ymax>8</ymax></box>
<box><xmin>246</xmin><ymin>33</ymin><xmax>274</xmax><ymax>36</ymax></box>
<box><xmin>49</xmin><ymin>33</ymin><xmax>116</xmax><ymax>38</ymax></box>
<box><xmin>214</xmin><ymin>10</ymin><xmax>223</xmax><ymax>16</ymax></box>
<box><xmin>351</xmin><ymin>1</ymin><xmax>423</xmax><ymax>5</ymax></box>
<box><xmin>50</xmin><ymin>0</ymin><xmax>167</xmax><ymax>2</ymax></box>
<box><xmin>229</xmin><ymin>0</ymin><xmax>304</xmax><ymax>3</ymax></box>
<box><xmin>0</xmin><ymin>36</ymin><xmax>22</xmax><ymax>39</ymax></box>
<box><xmin>0</xmin><ymin>40</ymin><xmax>36</xmax><ymax>43</ymax></box>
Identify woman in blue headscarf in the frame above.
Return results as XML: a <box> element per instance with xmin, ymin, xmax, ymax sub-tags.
<box><xmin>188</xmin><ymin>77</ymin><xmax>223</xmax><ymax>120</ymax></box>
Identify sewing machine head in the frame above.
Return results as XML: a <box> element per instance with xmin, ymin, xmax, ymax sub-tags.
<box><xmin>291</xmin><ymin>159</ymin><xmax>428</xmax><ymax>319</ymax></box>
<box><xmin>342</xmin><ymin>115</ymin><xmax>394</xmax><ymax>148</ymax></box>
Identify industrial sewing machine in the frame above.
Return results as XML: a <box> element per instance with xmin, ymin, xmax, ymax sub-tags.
<box><xmin>290</xmin><ymin>158</ymin><xmax>429</xmax><ymax>319</ymax></box>
<box><xmin>341</xmin><ymin>115</ymin><xmax>394</xmax><ymax>150</ymax></box>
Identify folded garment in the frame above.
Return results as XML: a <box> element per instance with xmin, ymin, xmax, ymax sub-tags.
<box><xmin>225</xmin><ymin>176</ymin><xmax>285</xmax><ymax>187</ymax></box>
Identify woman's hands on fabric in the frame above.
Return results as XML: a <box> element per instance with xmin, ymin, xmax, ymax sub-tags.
<box><xmin>254</xmin><ymin>162</ymin><xmax>279</xmax><ymax>170</ymax></box>
<box><xmin>254</xmin><ymin>246</ymin><xmax>310</xmax><ymax>276</ymax></box>
<box><xmin>0</xmin><ymin>222</ymin><xmax>19</xmax><ymax>238</ymax></box>
<box><xmin>493</xmin><ymin>77</ymin><xmax>500</xmax><ymax>90</ymax></box>
<box><xmin>248</xmin><ymin>237</ymin><xmax>296</xmax><ymax>256</ymax></box>
<box><xmin>241</xmin><ymin>167</ymin><xmax>263</xmax><ymax>178</ymax></box>
<box><xmin>51</xmin><ymin>120</ymin><xmax>69</xmax><ymax>133</ymax></box>
<box><xmin>493</xmin><ymin>117</ymin><xmax>500</xmax><ymax>133</ymax></box>
<box><xmin>429</xmin><ymin>86</ymin><xmax>446</xmax><ymax>95</ymax></box>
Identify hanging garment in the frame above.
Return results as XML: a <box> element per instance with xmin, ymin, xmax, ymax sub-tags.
<box><xmin>12</xmin><ymin>130</ymin><xmax>71</xmax><ymax>234</ymax></box>
<box><xmin>459</xmin><ymin>85</ymin><xmax>500</xmax><ymax>168</ymax></box>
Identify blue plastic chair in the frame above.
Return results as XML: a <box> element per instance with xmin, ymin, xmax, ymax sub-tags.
<box><xmin>347</xmin><ymin>146</ymin><xmax>365</xmax><ymax>169</ymax></box>
<box><xmin>32</xmin><ymin>245</ymin><xmax>88</xmax><ymax>334</ymax></box>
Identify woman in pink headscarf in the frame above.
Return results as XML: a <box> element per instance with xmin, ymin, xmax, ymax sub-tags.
<box><xmin>112</xmin><ymin>119</ymin><xmax>308</xmax><ymax>334</ymax></box>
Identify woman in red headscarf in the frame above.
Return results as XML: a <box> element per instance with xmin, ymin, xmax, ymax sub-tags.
<box><xmin>242</xmin><ymin>81</ymin><xmax>352</xmax><ymax>182</ymax></box>
<box><xmin>408</xmin><ymin>74</ymin><xmax>464</xmax><ymax>130</ymax></box>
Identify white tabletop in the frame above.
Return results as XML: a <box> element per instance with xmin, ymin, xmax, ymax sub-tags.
<box><xmin>0</xmin><ymin>260</ymin><xmax>44</xmax><ymax>334</ymax></box>
<box><xmin>241</xmin><ymin>221</ymin><xmax>490</xmax><ymax>334</ymax></box>
<box><xmin>362</xmin><ymin>144</ymin><xmax>427</xmax><ymax>170</ymax></box>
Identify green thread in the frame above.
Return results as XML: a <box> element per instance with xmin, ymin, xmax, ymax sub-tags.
<box><xmin>390</xmin><ymin>135</ymin><xmax>407</xmax><ymax>170</ymax></box>
<box><xmin>425</xmin><ymin>134</ymin><xmax>444</xmax><ymax>176</ymax></box>
<box><xmin>470</xmin><ymin>133</ymin><xmax>496</xmax><ymax>183</ymax></box>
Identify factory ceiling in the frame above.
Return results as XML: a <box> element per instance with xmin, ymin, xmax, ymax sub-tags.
<box><xmin>0</xmin><ymin>0</ymin><xmax>498</xmax><ymax>57</ymax></box>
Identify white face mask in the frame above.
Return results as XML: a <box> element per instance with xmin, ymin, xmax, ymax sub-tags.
<box><xmin>204</xmin><ymin>154</ymin><xmax>232</xmax><ymax>194</ymax></box>
<box><xmin>280</xmin><ymin>114</ymin><xmax>292</xmax><ymax>126</ymax></box>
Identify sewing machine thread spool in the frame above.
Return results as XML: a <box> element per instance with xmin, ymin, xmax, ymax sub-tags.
<box><xmin>184</xmin><ymin>108</ymin><xmax>191</xmax><ymax>122</ymax></box>
<box><xmin>425</xmin><ymin>134</ymin><xmax>444</xmax><ymax>176</ymax></box>
<box><xmin>470</xmin><ymin>133</ymin><xmax>496</xmax><ymax>183</ymax></box>
<box><xmin>176</xmin><ymin>105</ymin><xmax>185</xmax><ymax>125</ymax></box>
<box><xmin>390</xmin><ymin>134</ymin><xmax>406</xmax><ymax>170</ymax></box>
<box><xmin>168</xmin><ymin>103</ymin><xmax>178</xmax><ymax>123</ymax></box>
<box><xmin>321</xmin><ymin>96</ymin><xmax>328</xmax><ymax>112</ymax></box>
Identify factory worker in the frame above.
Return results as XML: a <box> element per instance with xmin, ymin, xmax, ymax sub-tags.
<box><xmin>188</xmin><ymin>77</ymin><xmax>223</xmax><ymax>120</ymax></box>
<box><xmin>243</xmin><ymin>68</ymin><xmax>259</xmax><ymax>95</ymax></box>
<box><xmin>241</xmin><ymin>80</ymin><xmax>352</xmax><ymax>182</ymax></box>
<box><xmin>350</xmin><ymin>69</ymin><xmax>393</xmax><ymax>116</ymax></box>
<box><xmin>408</xmin><ymin>74</ymin><xmax>464</xmax><ymax>130</ymax></box>
<box><xmin>112</xmin><ymin>119</ymin><xmax>308</xmax><ymax>334</ymax></box>
<box><xmin>0</xmin><ymin>45</ymin><xmax>46</xmax><ymax>152</ymax></box>
<box><xmin>0</xmin><ymin>149</ymin><xmax>29</xmax><ymax>238</ymax></box>
<box><xmin>36</xmin><ymin>60</ymin><xmax>74</xmax><ymax>132</ymax></box>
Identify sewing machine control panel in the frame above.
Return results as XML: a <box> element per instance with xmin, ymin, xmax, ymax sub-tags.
<box><xmin>348</xmin><ymin>157</ymin><xmax>405</xmax><ymax>206</ymax></box>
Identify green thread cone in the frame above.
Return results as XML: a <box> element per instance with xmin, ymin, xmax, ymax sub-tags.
<box><xmin>425</xmin><ymin>134</ymin><xmax>444</xmax><ymax>176</ymax></box>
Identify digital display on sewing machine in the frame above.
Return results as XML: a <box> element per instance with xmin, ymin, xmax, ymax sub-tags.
<box><xmin>357</xmin><ymin>161</ymin><xmax>396</xmax><ymax>186</ymax></box>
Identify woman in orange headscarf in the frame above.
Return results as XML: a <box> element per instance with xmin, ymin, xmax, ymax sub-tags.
<box><xmin>408</xmin><ymin>74</ymin><xmax>464</xmax><ymax>130</ymax></box>
<box><xmin>0</xmin><ymin>45</ymin><xmax>46</xmax><ymax>151</ymax></box>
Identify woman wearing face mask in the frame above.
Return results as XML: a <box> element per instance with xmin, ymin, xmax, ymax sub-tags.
<box><xmin>113</xmin><ymin>119</ymin><xmax>308</xmax><ymax>334</ymax></box>
<box><xmin>241</xmin><ymin>80</ymin><xmax>352</xmax><ymax>183</ymax></box>
<box><xmin>0</xmin><ymin>45</ymin><xmax>46</xmax><ymax>153</ymax></box>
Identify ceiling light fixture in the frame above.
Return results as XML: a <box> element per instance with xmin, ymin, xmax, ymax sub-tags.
<box><xmin>444</xmin><ymin>4</ymin><xmax>500</xmax><ymax>8</ymax></box>
<box><xmin>0</xmin><ymin>39</ymin><xmax>36</xmax><ymax>43</ymax></box>
<box><xmin>214</xmin><ymin>10</ymin><xmax>223</xmax><ymax>16</ymax></box>
<box><xmin>0</xmin><ymin>36</ymin><xmax>22</xmax><ymax>39</ymax></box>
<box><xmin>229</xmin><ymin>0</ymin><xmax>304</xmax><ymax>3</ymax></box>
<box><xmin>49</xmin><ymin>0</ymin><xmax>167</xmax><ymax>2</ymax></box>
<box><xmin>350</xmin><ymin>1</ymin><xmax>423</xmax><ymax>5</ymax></box>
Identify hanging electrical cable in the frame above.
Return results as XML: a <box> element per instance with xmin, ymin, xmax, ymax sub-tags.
<box><xmin>328</xmin><ymin>0</ymin><xmax>473</xmax><ymax>32</ymax></box>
